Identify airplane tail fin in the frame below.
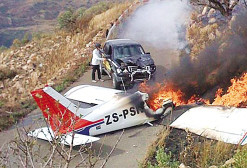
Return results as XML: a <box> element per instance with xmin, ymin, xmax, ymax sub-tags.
<box><xmin>31</xmin><ymin>86</ymin><xmax>86</xmax><ymax>134</ymax></box>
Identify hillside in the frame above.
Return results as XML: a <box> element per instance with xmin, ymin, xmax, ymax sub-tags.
<box><xmin>0</xmin><ymin>1</ymin><xmax>136</xmax><ymax>130</ymax></box>
<box><xmin>0</xmin><ymin>0</ymin><xmax>124</xmax><ymax>47</ymax></box>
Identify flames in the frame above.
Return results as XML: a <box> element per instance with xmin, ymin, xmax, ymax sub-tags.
<box><xmin>213</xmin><ymin>73</ymin><xmax>247</xmax><ymax>107</ymax></box>
<box><xmin>139</xmin><ymin>82</ymin><xmax>209</xmax><ymax>110</ymax></box>
<box><xmin>139</xmin><ymin>82</ymin><xmax>185</xmax><ymax>110</ymax></box>
<box><xmin>140</xmin><ymin>73</ymin><xmax>247</xmax><ymax>110</ymax></box>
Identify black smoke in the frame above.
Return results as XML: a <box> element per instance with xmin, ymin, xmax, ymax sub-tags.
<box><xmin>167</xmin><ymin>11</ymin><xmax>247</xmax><ymax>101</ymax></box>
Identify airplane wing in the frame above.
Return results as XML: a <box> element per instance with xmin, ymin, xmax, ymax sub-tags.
<box><xmin>28</xmin><ymin>127</ymin><xmax>100</xmax><ymax>146</ymax></box>
<box><xmin>170</xmin><ymin>106</ymin><xmax>247</xmax><ymax>145</ymax></box>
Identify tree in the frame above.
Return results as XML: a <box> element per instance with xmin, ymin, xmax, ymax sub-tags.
<box><xmin>57</xmin><ymin>10</ymin><xmax>76</xmax><ymax>31</ymax></box>
<box><xmin>193</xmin><ymin>0</ymin><xmax>240</xmax><ymax>17</ymax></box>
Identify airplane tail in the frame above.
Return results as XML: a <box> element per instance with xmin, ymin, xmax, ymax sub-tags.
<box><xmin>31</xmin><ymin>86</ymin><xmax>87</xmax><ymax>134</ymax></box>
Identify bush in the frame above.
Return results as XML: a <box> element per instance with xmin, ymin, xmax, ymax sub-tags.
<box><xmin>57</xmin><ymin>9</ymin><xmax>76</xmax><ymax>31</ymax></box>
<box><xmin>147</xmin><ymin>147</ymin><xmax>179</xmax><ymax>168</ymax></box>
<box><xmin>57</xmin><ymin>2</ymin><xmax>112</xmax><ymax>32</ymax></box>
<box><xmin>74</xmin><ymin>7</ymin><xmax>86</xmax><ymax>19</ymax></box>
<box><xmin>233</xmin><ymin>148</ymin><xmax>247</xmax><ymax>168</ymax></box>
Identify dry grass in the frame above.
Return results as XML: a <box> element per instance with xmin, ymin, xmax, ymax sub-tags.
<box><xmin>142</xmin><ymin>128</ymin><xmax>239</xmax><ymax>168</ymax></box>
<box><xmin>89</xmin><ymin>2</ymin><xmax>131</xmax><ymax>31</ymax></box>
<box><xmin>233</xmin><ymin>146</ymin><xmax>247</xmax><ymax>168</ymax></box>
<box><xmin>180</xmin><ymin>135</ymin><xmax>235</xmax><ymax>168</ymax></box>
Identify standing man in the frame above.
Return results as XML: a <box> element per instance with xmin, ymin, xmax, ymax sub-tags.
<box><xmin>91</xmin><ymin>43</ymin><xmax>105</xmax><ymax>83</ymax></box>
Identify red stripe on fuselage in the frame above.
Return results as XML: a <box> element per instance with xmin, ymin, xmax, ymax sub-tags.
<box><xmin>31</xmin><ymin>88</ymin><xmax>103</xmax><ymax>135</ymax></box>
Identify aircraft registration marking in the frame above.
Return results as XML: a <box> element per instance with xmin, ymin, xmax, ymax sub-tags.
<box><xmin>105</xmin><ymin>106</ymin><xmax>144</xmax><ymax>125</ymax></box>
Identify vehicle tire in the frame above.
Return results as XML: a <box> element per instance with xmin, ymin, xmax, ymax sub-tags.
<box><xmin>112</xmin><ymin>73</ymin><xmax>121</xmax><ymax>89</ymax></box>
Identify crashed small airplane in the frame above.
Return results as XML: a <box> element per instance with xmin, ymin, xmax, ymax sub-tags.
<box><xmin>29</xmin><ymin>85</ymin><xmax>247</xmax><ymax>146</ymax></box>
<box><xmin>28</xmin><ymin>85</ymin><xmax>173</xmax><ymax>146</ymax></box>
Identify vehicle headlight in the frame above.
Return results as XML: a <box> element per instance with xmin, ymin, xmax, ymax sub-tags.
<box><xmin>116</xmin><ymin>68</ymin><xmax>122</xmax><ymax>74</ymax></box>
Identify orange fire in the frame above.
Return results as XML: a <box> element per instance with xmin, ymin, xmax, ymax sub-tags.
<box><xmin>140</xmin><ymin>73</ymin><xmax>247</xmax><ymax>110</ymax></box>
<box><xmin>139</xmin><ymin>82</ymin><xmax>208</xmax><ymax>110</ymax></box>
<box><xmin>213</xmin><ymin>73</ymin><xmax>247</xmax><ymax>107</ymax></box>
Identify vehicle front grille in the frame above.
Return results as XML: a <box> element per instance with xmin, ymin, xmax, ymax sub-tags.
<box><xmin>128</xmin><ymin>66</ymin><xmax>151</xmax><ymax>72</ymax></box>
<box><xmin>128</xmin><ymin>66</ymin><xmax>138</xmax><ymax>72</ymax></box>
<box><xmin>133</xmin><ymin>72</ymin><xmax>150</xmax><ymax>80</ymax></box>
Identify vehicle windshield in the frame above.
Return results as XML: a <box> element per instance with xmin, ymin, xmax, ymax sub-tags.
<box><xmin>114</xmin><ymin>45</ymin><xmax>144</xmax><ymax>59</ymax></box>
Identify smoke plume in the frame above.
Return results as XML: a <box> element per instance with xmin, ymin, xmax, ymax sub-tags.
<box><xmin>120</xmin><ymin>0</ymin><xmax>191</xmax><ymax>50</ymax></box>
<box><xmin>119</xmin><ymin>0</ymin><xmax>191</xmax><ymax>81</ymax></box>
<box><xmin>168</xmin><ymin>11</ymin><xmax>247</xmax><ymax>101</ymax></box>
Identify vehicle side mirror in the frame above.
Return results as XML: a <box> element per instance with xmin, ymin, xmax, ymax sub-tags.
<box><xmin>146</xmin><ymin>52</ymin><xmax>150</xmax><ymax>55</ymax></box>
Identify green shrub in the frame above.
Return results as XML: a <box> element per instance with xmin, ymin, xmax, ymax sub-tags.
<box><xmin>57</xmin><ymin>2</ymin><xmax>112</xmax><ymax>32</ymax></box>
<box><xmin>55</xmin><ymin>81</ymin><xmax>68</xmax><ymax>93</ymax></box>
<box><xmin>74</xmin><ymin>7</ymin><xmax>86</xmax><ymax>19</ymax></box>
<box><xmin>57</xmin><ymin>9</ymin><xmax>76</xmax><ymax>31</ymax></box>
<box><xmin>233</xmin><ymin>148</ymin><xmax>247</xmax><ymax>168</ymax></box>
<box><xmin>147</xmin><ymin>147</ymin><xmax>179</xmax><ymax>168</ymax></box>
